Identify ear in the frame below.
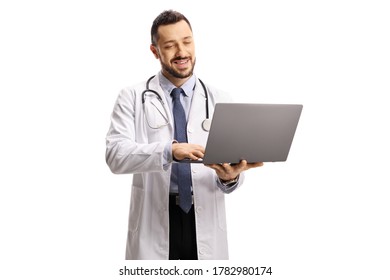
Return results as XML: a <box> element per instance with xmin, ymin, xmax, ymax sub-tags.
<box><xmin>150</xmin><ymin>44</ymin><xmax>159</xmax><ymax>59</ymax></box>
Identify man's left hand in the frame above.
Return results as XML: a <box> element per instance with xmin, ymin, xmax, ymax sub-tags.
<box><xmin>206</xmin><ymin>160</ymin><xmax>264</xmax><ymax>181</ymax></box>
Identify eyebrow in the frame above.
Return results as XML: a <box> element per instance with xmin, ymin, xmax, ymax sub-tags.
<box><xmin>162</xmin><ymin>36</ymin><xmax>193</xmax><ymax>45</ymax></box>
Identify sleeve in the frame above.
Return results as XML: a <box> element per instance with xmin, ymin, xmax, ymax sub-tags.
<box><xmin>216</xmin><ymin>179</ymin><xmax>238</xmax><ymax>194</ymax></box>
<box><xmin>105</xmin><ymin>87</ymin><xmax>171</xmax><ymax>174</ymax></box>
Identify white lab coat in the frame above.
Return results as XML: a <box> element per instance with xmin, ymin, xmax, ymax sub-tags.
<box><xmin>105</xmin><ymin>75</ymin><xmax>244</xmax><ymax>260</ymax></box>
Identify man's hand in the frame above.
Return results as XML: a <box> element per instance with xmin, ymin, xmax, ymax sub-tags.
<box><xmin>206</xmin><ymin>160</ymin><xmax>264</xmax><ymax>181</ymax></box>
<box><xmin>172</xmin><ymin>143</ymin><xmax>205</xmax><ymax>161</ymax></box>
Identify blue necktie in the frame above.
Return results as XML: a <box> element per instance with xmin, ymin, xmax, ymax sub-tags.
<box><xmin>171</xmin><ymin>88</ymin><xmax>192</xmax><ymax>213</ymax></box>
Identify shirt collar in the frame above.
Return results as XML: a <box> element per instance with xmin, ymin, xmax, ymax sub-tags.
<box><xmin>158</xmin><ymin>71</ymin><xmax>196</xmax><ymax>97</ymax></box>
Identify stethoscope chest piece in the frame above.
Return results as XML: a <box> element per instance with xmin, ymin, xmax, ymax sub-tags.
<box><xmin>202</xmin><ymin>118</ymin><xmax>212</xmax><ymax>132</ymax></box>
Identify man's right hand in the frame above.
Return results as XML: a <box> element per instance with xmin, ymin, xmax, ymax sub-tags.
<box><xmin>172</xmin><ymin>142</ymin><xmax>205</xmax><ymax>161</ymax></box>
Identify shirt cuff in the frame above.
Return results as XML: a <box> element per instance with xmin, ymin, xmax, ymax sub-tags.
<box><xmin>216</xmin><ymin>175</ymin><xmax>240</xmax><ymax>194</ymax></box>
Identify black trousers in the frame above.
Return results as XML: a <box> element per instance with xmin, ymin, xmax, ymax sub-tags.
<box><xmin>169</xmin><ymin>195</ymin><xmax>198</xmax><ymax>260</ymax></box>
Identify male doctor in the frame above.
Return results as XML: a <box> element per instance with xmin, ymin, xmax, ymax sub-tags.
<box><xmin>106</xmin><ymin>10</ymin><xmax>263</xmax><ymax>260</ymax></box>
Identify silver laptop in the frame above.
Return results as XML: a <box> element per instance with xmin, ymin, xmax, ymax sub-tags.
<box><xmin>180</xmin><ymin>103</ymin><xmax>303</xmax><ymax>164</ymax></box>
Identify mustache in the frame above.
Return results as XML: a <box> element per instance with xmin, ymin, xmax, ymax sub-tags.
<box><xmin>171</xmin><ymin>56</ymin><xmax>190</xmax><ymax>62</ymax></box>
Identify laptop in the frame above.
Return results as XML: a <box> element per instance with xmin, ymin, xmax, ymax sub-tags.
<box><xmin>179</xmin><ymin>103</ymin><xmax>303</xmax><ymax>164</ymax></box>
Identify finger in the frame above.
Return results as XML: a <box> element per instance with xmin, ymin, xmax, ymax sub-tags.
<box><xmin>193</xmin><ymin>150</ymin><xmax>204</xmax><ymax>159</ymax></box>
<box><xmin>206</xmin><ymin>163</ymin><xmax>224</xmax><ymax>172</ymax></box>
<box><xmin>238</xmin><ymin>159</ymin><xmax>248</xmax><ymax>169</ymax></box>
<box><xmin>235</xmin><ymin>160</ymin><xmax>263</xmax><ymax>171</ymax></box>
<box><xmin>188</xmin><ymin>150</ymin><xmax>204</xmax><ymax>160</ymax></box>
<box><xmin>196</xmin><ymin>145</ymin><xmax>206</xmax><ymax>154</ymax></box>
<box><xmin>225</xmin><ymin>160</ymin><xmax>246</xmax><ymax>173</ymax></box>
<box><xmin>244</xmin><ymin>162</ymin><xmax>264</xmax><ymax>169</ymax></box>
<box><xmin>190</xmin><ymin>144</ymin><xmax>205</xmax><ymax>154</ymax></box>
<box><xmin>222</xmin><ymin>162</ymin><xmax>233</xmax><ymax>172</ymax></box>
<box><xmin>249</xmin><ymin>162</ymin><xmax>264</xmax><ymax>168</ymax></box>
<box><xmin>187</xmin><ymin>153</ymin><xmax>199</xmax><ymax>160</ymax></box>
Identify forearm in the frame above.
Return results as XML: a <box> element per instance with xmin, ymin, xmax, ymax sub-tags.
<box><xmin>106</xmin><ymin>139</ymin><xmax>169</xmax><ymax>174</ymax></box>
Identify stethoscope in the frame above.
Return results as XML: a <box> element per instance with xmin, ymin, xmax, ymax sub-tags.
<box><xmin>141</xmin><ymin>75</ymin><xmax>211</xmax><ymax>131</ymax></box>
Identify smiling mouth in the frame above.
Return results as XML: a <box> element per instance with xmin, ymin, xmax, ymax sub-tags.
<box><xmin>173</xmin><ymin>57</ymin><xmax>190</xmax><ymax>66</ymax></box>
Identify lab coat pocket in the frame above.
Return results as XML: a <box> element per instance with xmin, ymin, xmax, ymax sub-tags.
<box><xmin>128</xmin><ymin>187</ymin><xmax>144</xmax><ymax>233</ymax></box>
<box><xmin>144</xmin><ymin>98</ymin><xmax>169</xmax><ymax>129</ymax></box>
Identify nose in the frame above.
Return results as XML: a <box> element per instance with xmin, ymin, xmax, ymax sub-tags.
<box><xmin>176</xmin><ymin>43</ymin><xmax>187</xmax><ymax>57</ymax></box>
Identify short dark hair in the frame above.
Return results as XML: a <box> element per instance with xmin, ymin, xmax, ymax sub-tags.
<box><xmin>151</xmin><ymin>10</ymin><xmax>192</xmax><ymax>46</ymax></box>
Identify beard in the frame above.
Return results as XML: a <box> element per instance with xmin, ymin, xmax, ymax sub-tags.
<box><xmin>160</xmin><ymin>57</ymin><xmax>196</xmax><ymax>79</ymax></box>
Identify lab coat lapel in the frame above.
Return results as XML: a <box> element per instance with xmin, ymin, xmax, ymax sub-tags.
<box><xmin>148</xmin><ymin>75</ymin><xmax>174</xmax><ymax>133</ymax></box>
<box><xmin>187</xmin><ymin>79</ymin><xmax>208</xmax><ymax>145</ymax></box>
<box><xmin>188</xmin><ymin>79</ymin><xmax>207</xmax><ymax>123</ymax></box>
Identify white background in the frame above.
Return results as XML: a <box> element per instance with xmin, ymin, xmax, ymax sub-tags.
<box><xmin>1</xmin><ymin>0</ymin><xmax>389</xmax><ymax>279</ymax></box>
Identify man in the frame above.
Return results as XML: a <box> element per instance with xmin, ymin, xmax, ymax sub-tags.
<box><xmin>105</xmin><ymin>10</ymin><xmax>263</xmax><ymax>260</ymax></box>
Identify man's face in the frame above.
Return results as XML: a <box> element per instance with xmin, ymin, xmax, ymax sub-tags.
<box><xmin>150</xmin><ymin>20</ymin><xmax>196</xmax><ymax>83</ymax></box>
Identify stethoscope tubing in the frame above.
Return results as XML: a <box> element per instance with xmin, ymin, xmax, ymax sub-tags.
<box><xmin>141</xmin><ymin>75</ymin><xmax>211</xmax><ymax>131</ymax></box>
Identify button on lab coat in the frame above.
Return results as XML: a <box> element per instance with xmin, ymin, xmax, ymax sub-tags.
<box><xmin>105</xmin><ymin>75</ymin><xmax>244</xmax><ymax>260</ymax></box>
